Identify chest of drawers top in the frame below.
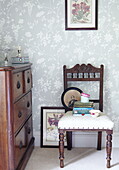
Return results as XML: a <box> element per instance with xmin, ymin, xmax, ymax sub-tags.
<box><xmin>0</xmin><ymin>63</ymin><xmax>32</xmax><ymax>71</ymax></box>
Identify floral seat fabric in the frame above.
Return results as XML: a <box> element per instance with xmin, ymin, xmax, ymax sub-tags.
<box><xmin>58</xmin><ymin>111</ymin><xmax>114</xmax><ymax>130</ymax></box>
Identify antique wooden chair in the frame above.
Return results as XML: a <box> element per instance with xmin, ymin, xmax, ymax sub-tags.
<box><xmin>58</xmin><ymin>64</ymin><xmax>114</xmax><ymax>168</ymax></box>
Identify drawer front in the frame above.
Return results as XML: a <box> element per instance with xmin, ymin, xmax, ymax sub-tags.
<box><xmin>14</xmin><ymin>92</ymin><xmax>32</xmax><ymax>132</ymax></box>
<box><xmin>14</xmin><ymin>125</ymin><xmax>27</xmax><ymax>168</ymax></box>
<box><xmin>24</xmin><ymin>69</ymin><xmax>32</xmax><ymax>92</ymax></box>
<box><xmin>13</xmin><ymin>72</ymin><xmax>23</xmax><ymax>100</ymax></box>
<box><xmin>27</xmin><ymin>117</ymin><xmax>33</xmax><ymax>145</ymax></box>
<box><xmin>14</xmin><ymin>116</ymin><xmax>33</xmax><ymax>169</ymax></box>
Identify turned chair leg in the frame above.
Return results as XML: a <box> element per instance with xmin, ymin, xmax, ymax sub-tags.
<box><xmin>59</xmin><ymin>130</ymin><xmax>64</xmax><ymax>168</ymax></box>
<box><xmin>97</xmin><ymin>131</ymin><xmax>102</xmax><ymax>150</ymax></box>
<box><xmin>66</xmin><ymin>131</ymin><xmax>72</xmax><ymax>150</ymax></box>
<box><xmin>106</xmin><ymin>130</ymin><xmax>112</xmax><ymax>168</ymax></box>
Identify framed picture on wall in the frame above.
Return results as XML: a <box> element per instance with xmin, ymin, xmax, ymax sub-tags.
<box><xmin>65</xmin><ymin>0</ymin><xmax>98</xmax><ymax>30</ymax></box>
<box><xmin>41</xmin><ymin>107</ymin><xmax>67</xmax><ymax>147</ymax></box>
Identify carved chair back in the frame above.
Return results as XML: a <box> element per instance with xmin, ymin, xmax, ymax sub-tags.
<box><xmin>63</xmin><ymin>64</ymin><xmax>104</xmax><ymax>111</ymax></box>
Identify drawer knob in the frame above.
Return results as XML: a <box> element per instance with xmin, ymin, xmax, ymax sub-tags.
<box><xmin>17</xmin><ymin>81</ymin><xmax>21</xmax><ymax>89</ymax></box>
<box><xmin>27</xmin><ymin>101</ymin><xmax>30</xmax><ymax>108</ymax></box>
<box><xmin>27</xmin><ymin>77</ymin><xmax>30</xmax><ymax>84</ymax></box>
<box><xmin>28</xmin><ymin>127</ymin><xmax>31</xmax><ymax>134</ymax></box>
<box><xmin>18</xmin><ymin>111</ymin><xmax>22</xmax><ymax>118</ymax></box>
<box><xmin>19</xmin><ymin>141</ymin><xmax>23</xmax><ymax>150</ymax></box>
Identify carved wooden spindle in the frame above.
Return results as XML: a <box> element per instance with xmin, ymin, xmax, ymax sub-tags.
<box><xmin>106</xmin><ymin>132</ymin><xmax>112</xmax><ymax>168</ymax></box>
<box><xmin>71</xmin><ymin>73</ymin><xmax>73</xmax><ymax>78</ymax></box>
<box><xmin>94</xmin><ymin>73</ymin><xmax>95</xmax><ymax>78</ymax></box>
<box><xmin>83</xmin><ymin>73</ymin><xmax>86</xmax><ymax>78</ymax></box>
<box><xmin>59</xmin><ymin>131</ymin><xmax>64</xmax><ymax>168</ymax></box>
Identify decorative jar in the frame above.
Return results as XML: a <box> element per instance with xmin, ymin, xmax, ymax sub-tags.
<box><xmin>81</xmin><ymin>93</ymin><xmax>90</xmax><ymax>103</ymax></box>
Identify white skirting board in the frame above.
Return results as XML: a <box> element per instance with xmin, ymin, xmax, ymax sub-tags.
<box><xmin>33</xmin><ymin>131</ymin><xmax>119</xmax><ymax>148</ymax></box>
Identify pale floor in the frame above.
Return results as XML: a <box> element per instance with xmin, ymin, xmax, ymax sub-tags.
<box><xmin>25</xmin><ymin>147</ymin><xmax>119</xmax><ymax>170</ymax></box>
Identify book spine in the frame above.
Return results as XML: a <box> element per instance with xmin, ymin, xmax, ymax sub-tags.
<box><xmin>74</xmin><ymin>102</ymin><xmax>94</xmax><ymax>107</ymax></box>
<box><xmin>73</xmin><ymin>107</ymin><xmax>93</xmax><ymax>110</ymax></box>
<box><xmin>74</xmin><ymin>105</ymin><xmax>93</xmax><ymax>108</ymax></box>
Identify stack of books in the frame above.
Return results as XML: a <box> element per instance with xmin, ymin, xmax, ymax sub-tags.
<box><xmin>73</xmin><ymin>101</ymin><xmax>94</xmax><ymax>116</ymax></box>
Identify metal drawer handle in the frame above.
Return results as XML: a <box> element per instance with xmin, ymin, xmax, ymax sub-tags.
<box><xmin>17</xmin><ymin>81</ymin><xmax>21</xmax><ymax>89</ymax></box>
<box><xmin>18</xmin><ymin>111</ymin><xmax>22</xmax><ymax>118</ymax></box>
<box><xmin>28</xmin><ymin>127</ymin><xmax>31</xmax><ymax>134</ymax></box>
<box><xmin>27</xmin><ymin>101</ymin><xmax>30</xmax><ymax>108</ymax></box>
<box><xmin>19</xmin><ymin>141</ymin><xmax>23</xmax><ymax>150</ymax></box>
<box><xmin>27</xmin><ymin>77</ymin><xmax>30</xmax><ymax>84</ymax></box>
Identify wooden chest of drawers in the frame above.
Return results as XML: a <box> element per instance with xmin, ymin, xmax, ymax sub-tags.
<box><xmin>0</xmin><ymin>63</ymin><xmax>34</xmax><ymax>170</ymax></box>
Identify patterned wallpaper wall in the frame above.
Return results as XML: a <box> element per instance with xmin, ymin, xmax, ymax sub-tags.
<box><xmin>0</xmin><ymin>0</ymin><xmax>119</xmax><ymax>135</ymax></box>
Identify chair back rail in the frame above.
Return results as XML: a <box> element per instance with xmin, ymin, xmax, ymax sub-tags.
<box><xmin>63</xmin><ymin>64</ymin><xmax>104</xmax><ymax>112</ymax></box>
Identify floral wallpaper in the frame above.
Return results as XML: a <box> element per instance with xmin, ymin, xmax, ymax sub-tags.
<box><xmin>0</xmin><ymin>0</ymin><xmax>119</xmax><ymax>139</ymax></box>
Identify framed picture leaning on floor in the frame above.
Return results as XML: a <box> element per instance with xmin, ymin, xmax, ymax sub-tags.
<box><xmin>41</xmin><ymin>107</ymin><xmax>67</xmax><ymax>147</ymax></box>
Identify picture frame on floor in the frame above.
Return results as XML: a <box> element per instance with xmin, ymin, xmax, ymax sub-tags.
<box><xmin>41</xmin><ymin>107</ymin><xmax>67</xmax><ymax>147</ymax></box>
<box><xmin>65</xmin><ymin>0</ymin><xmax>98</xmax><ymax>30</ymax></box>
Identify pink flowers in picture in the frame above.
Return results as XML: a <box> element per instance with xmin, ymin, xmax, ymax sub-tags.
<box><xmin>71</xmin><ymin>0</ymin><xmax>92</xmax><ymax>24</ymax></box>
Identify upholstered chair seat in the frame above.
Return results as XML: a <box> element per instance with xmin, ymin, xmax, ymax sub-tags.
<box><xmin>58</xmin><ymin>111</ymin><xmax>114</xmax><ymax>130</ymax></box>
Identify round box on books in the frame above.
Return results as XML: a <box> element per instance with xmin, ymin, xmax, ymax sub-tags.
<box><xmin>61</xmin><ymin>87</ymin><xmax>83</xmax><ymax>110</ymax></box>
